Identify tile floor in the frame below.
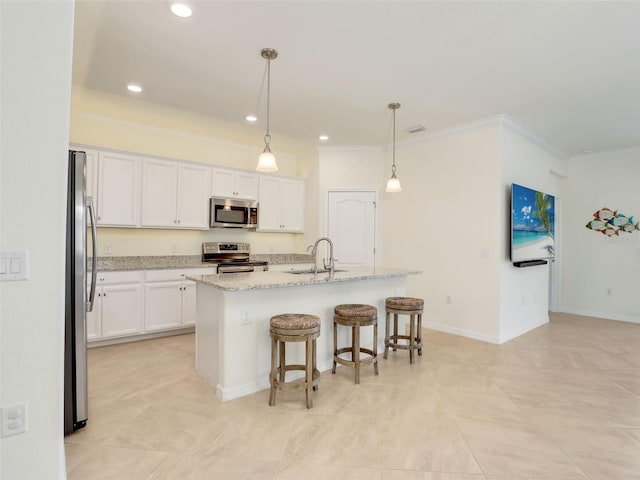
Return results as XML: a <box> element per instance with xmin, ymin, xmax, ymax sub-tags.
<box><xmin>65</xmin><ymin>312</ymin><xmax>640</xmax><ymax>479</ymax></box>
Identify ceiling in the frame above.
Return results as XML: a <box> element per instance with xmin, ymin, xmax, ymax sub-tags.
<box><xmin>72</xmin><ymin>1</ymin><xmax>640</xmax><ymax>156</ymax></box>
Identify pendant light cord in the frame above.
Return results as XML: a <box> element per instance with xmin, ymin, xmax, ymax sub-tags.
<box><xmin>264</xmin><ymin>57</ymin><xmax>271</xmax><ymax>151</ymax></box>
<box><xmin>391</xmin><ymin>106</ymin><xmax>396</xmax><ymax>175</ymax></box>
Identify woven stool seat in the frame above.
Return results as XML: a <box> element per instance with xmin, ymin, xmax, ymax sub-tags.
<box><xmin>384</xmin><ymin>297</ymin><xmax>424</xmax><ymax>364</ymax></box>
<box><xmin>269</xmin><ymin>313</ymin><xmax>320</xmax><ymax>409</ymax></box>
<box><xmin>334</xmin><ymin>304</ymin><xmax>377</xmax><ymax>318</ymax></box>
<box><xmin>270</xmin><ymin>313</ymin><xmax>321</xmax><ymax>331</ymax></box>
<box><xmin>332</xmin><ymin>304</ymin><xmax>378</xmax><ymax>384</ymax></box>
<box><xmin>386</xmin><ymin>297</ymin><xmax>424</xmax><ymax>311</ymax></box>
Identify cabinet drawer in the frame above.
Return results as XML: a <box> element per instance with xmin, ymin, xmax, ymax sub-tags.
<box><xmin>96</xmin><ymin>271</ymin><xmax>143</xmax><ymax>285</ymax></box>
<box><xmin>145</xmin><ymin>267</ymin><xmax>217</xmax><ymax>282</ymax></box>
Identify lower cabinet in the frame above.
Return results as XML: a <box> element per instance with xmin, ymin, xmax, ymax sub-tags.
<box><xmin>87</xmin><ymin>267</ymin><xmax>216</xmax><ymax>344</ymax></box>
<box><xmin>144</xmin><ymin>280</ymin><xmax>196</xmax><ymax>331</ymax></box>
<box><xmin>87</xmin><ymin>271</ymin><xmax>144</xmax><ymax>341</ymax></box>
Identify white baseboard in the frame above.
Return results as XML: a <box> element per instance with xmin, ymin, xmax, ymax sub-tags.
<box><xmin>423</xmin><ymin>317</ymin><xmax>549</xmax><ymax>345</ymax></box>
<box><xmin>560</xmin><ymin>308</ymin><xmax>640</xmax><ymax>325</ymax></box>
<box><xmin>423</xmin><ymin>321</ymin><xmax>501</xmax><ymax>345</ymax></box>
<box><xmin>498</xmin><ymin>316</ymin><xmax>549</xmax><ymax>344</ymax></box>
<box><xmin>215</xmin><ymin>358</ymin><xmax>336</xmax><ymax>402</ymax></box>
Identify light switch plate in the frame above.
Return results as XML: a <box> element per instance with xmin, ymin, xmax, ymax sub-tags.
<box><xmin>0</xmin><ymin>251</ymin><xmax>29</xmax><ymax>281</ymax></box>
<box><xmin>1</xmin><ymin>403</ymin><xmax>28</xmax><ymax>437</ymax></box>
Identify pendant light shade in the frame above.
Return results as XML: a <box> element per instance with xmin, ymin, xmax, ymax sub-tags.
<box><xmin>385</xmin><ymin>102</ymin><xmax>402</xmax><ymax>192</ymax></box>
<box><xmin>256</xmin><ymin>48</ymin><xmax>279</xmax><ymax>172</ymax></box>
<box><xmin>257</xmin><ymin>150</ymin><xmax>277</xmax><ymax>172</ymax></box>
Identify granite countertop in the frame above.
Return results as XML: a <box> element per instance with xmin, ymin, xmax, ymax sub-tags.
<box><xmin>95</xmin><ymin>254</ymin><xmax>314</xmax><ymax>272</ymax></box>
<box><xmin>187</xmin><ymin>266</ymin><xmax>421</xmax><ymax>292</ymax></box>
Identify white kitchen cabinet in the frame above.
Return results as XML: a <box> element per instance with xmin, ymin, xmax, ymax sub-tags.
<box><xmin>97</xmin><ymin>151</ymin><xmax>141</xmax><ymax>226</ymax></box>
<box><xmin>141</xmin><ymin>158</ymin><xmax>211</xmax><ymax>229</ymax></box>
<box><xmin>176</xmin><ymin>163</ymin><xmax>211</xmax><ymax>228</ymax></box>
<box><xmin>87</xmin><ymin>271</ymin><xmax>144</xmax><ymax>341</ymax></box>
<box><xmin>144</xmin><ymin>267</ymin><xmax>216</xmax><ymax>331</ymax></box>
<box><xmin>258</xmin><ymin>176</ymin><xmax>305</xmax><ymax>232</ymax></box>
<box><xmin>212</xmin><ymin>167</ymin><xmax>259</xmax><ymax>200</ymax></box>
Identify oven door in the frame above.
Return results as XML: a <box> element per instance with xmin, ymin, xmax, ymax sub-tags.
<box><xmin>217</xmin><ymin>265</ymin><xmax>256</xmax><ymax>274</ymax></box>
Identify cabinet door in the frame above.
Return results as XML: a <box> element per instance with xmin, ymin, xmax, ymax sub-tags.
<box><xmin>176</xmin><ymin>164</ymin><xmax>211</xmax><ymax>228</ymax></box>
<box><xmin>101</xmin><ymin>283</ymin><xmax>143</xmax><ymax>338</ymax></box>
<box><xmin>86</xmin><ymin>289</ymin><xmax>102</xmax><ymax>341</ymax></box>
<box><xmin>181</xmin><ymin>281</ymin><xmax>197</xmax><ymax>326</ymax></box>
<box><xmin>281</xmin><ymin>179</ymin><xmax>304</xmax><ymax>232</ymax></box>
<box><xmin>234</xmin><ymin>172</ymin><xmax>259</xmax><ymax>200</ymax></box>
<box><xmin>144</xmin><ymin>281</ymin><xmax>182</xmax><ymax>332</ymax></box>
<box><xmin>141</xmin><ymin>158</ymin><xmax>178</xmax><ymax>227</ymax></box>
<box><xmin>83</xmin><ymin>148</ymin><xmax>99</xmax><ymax>206</ymax></box>
<box><xmin>257</xmin><ymin>176</ymin><xmax>282</xmax><ymax>231</ymax></box>
<box><xmin>97</xmin><ymin>152</ymin><xmax>140</xmax><ymax>226</ymax></box>
<box><xmin>211</xmin><ymin>168</ymin><xmax>235</xmax><ymax>198</ymax></box>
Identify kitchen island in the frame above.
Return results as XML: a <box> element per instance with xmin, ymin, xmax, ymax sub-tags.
<box><xmin>188</xmin><ymin>267</ymin><xmax>421</xmax><ymax>401</ymax></box>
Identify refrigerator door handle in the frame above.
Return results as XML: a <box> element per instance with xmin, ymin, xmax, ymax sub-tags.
<box><xmin>87</xmin><ymin>196</ymin><xmax>98</xmax><ymax>313</ymax></box>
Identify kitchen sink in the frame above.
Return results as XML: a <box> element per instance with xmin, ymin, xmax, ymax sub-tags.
<box><xmin>287</xmin><ymin>268</ymin><xmax>348</xmax><ymax>274</ymax></box>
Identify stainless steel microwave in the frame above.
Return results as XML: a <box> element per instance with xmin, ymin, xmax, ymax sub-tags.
<box><xmin>209</xmin><ymin>198</ymin><xmax>258</xmax><ymax>228</ymax></box>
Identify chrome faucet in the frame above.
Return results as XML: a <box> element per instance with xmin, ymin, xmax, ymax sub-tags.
<box><xmin>306</xmin><ymin>237</ymin><xmax>337</xmax><ymax>273</ymax></box>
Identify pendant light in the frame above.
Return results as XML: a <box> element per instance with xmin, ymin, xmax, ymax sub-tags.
<box><xmin>256</xmin><ymin>48</ymin><xmax>279</xmax><ymax>172</ymax></box>
<box><xmin>385</xmin><ymin>102</ymin><xmax>402</xmax><ymax>192</ymax></box>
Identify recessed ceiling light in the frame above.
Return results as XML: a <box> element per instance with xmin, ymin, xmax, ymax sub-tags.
<box><xmin>170</xmin><ymin>3</ymin><xmax>192</xmax><ymax>18</ymax></box>
<box><xmin>245</xmin><ymin>114</ymin><xmax>257</xmax><ymax>122</ymax></box>
<box><xmin>127</xmin><ymin>84</ymin><xmax>142</xmax><ymax>93</ymax></box>
<box><xmin>319</xmin><ymin>135</ymin><xmax>329</xmax><ymax>141</ymax></box>
<box><xmin>582</xmin><ymin>149</ymin><xmax>591</xmax><ymax>154</ymax></box>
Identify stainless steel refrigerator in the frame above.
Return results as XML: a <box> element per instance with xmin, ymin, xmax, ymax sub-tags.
<box><xmin>64</xmin><ymin>150</ymin><xmax>97</xmax><ymax>435</ymax></box>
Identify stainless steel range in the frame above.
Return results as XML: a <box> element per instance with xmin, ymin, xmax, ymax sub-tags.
<box><xmin>202</xmin><ymin>242</ymin><xmax>269</xmax><ymax>273</ymax></box>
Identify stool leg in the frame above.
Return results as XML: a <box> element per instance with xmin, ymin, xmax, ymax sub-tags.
<box><xmin>269</xmin><ymin>336</ymin><xmax>277</xmax><ymax>406</ymax></box>
<box><xmin>417</xmin><ymin>313</ymin><xmax>423</xmax><ymax>356</ymax></box>
<box><xmin>373</xmin><ymin>320</ymin><xmax>379</xmax><ymax>376</ymax></box>
<box><xmin>312</xmin><ymin>339</ymin><xmax>319</xmax><ymax>391</ymax></box>
<box><xmin>279</xmin><ymin>341</ymin><xmax>286</xmax><ymax>382</ymax></box>
<box><xmin>409</xmin><ymin>314</ymin><xmax>416</xmax><ymax>364</ymax></box>
<box><xmin>384</xmin><ymin>310</ymin><xmax>390</xmax><ymax>359</ymax></box>
<box><xmin>305</xmin><ymin>337</ymin><xmax>313</xmax><ymax>409</ymax></box>
<box><xmin>332</xmin><ymin>319</ymin><xmax>337</xmax><ymax>374</ymax></box>
<box><xmin>393</xmin><ymin>313</ymin><xmax>398</xmax><ymax>352</ymax></box>
<box><xmin>353</xmin><ymin>324</ymin><xmax>361</xmax><ymax>384</ymax></box>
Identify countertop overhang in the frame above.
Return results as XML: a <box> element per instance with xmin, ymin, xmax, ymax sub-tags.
<box><xmin>188</xmin><ymin>266</ymin><xmax>421</xmax><ymax>292</ymax></box>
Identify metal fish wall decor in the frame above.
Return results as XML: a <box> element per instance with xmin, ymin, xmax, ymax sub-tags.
<box><xmin>586</xmin><ymin>208</ymin><xmax>639</xmax><ymax>236</ymax></box>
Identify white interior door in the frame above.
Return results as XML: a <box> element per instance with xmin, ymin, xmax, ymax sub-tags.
<box><xmin>327</xmin><ymin>191</ymin><xmax>376</xmax><ymax>267</ymax></box>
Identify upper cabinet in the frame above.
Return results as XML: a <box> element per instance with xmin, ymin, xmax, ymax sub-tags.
<box><xmin>82</xmin><ymin>148</ymin><xmax>99</xmax><ymax>203</ymax></box>
<box><xmin>258</xmin><ymin>176</ymin><xmax>304</xmax><ymax>233</ymax></box>
<box><xmin>141</xmin><ymin>158</ymin><xmax>211</xmax><ymax>229</ymax></box>
<box><xmin>211</xmin><ymin>167</ymin><xmax>258</xmax><ymax>200</ymax></box>
<box><xmin>97</xmin><ymin>151</ymin><xmax>141</xmax><ymax>227</ymax></box>
<box><xmin>71</xmin><ymin>144</ymin><xmax>305</xmax><ymax>233</ymax></box>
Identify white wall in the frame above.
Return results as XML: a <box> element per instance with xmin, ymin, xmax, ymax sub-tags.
<box><xmin>381</xmin><ymin>120</ymin><xmax>502</xmax><ymax>342</ymax></box>
<box><xmin>0</xmin><ymin>1</ymin><xmax>74</xmax><ymax>478</ymax></box>
<box><xmin>498</xmin><ymin>119</ymin><xmax>567</xmax><ymax>342</ymax></box>
<box><xmin>562</xmin><ymin>147</ymin><xmax>640</xmax><ymax>323</ymax></box>
<box><xmin>304</xmin><ymin>146</ymin><xmax>385</xmax><ymax>255</ymax></box>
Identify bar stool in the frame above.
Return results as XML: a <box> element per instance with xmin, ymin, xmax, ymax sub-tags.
<box><xmin>269</xmin><ymin>313</ymin><xmax>321</xmax><ymax>409</ymax></box>
<box><xmin>384</xmin><ymin>297</ymin><xmax>424</xmax><ymax>364</ymax></box>
<box><xmin>332</xmin><ymin>304</ymin><xmax>378</xmax><ymax>384</ymax></box>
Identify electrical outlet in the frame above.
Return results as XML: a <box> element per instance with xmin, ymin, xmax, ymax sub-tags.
<box><xmin>446</xmin><ymin>294</ymin><xmax>453</xmax><ymax>304</ymax></box>
<box><xmin>606</xmin><ymin>288</ymin><xmax>613</xmax><ymax>296</ymax></box>
<box><xmin>240</xmin><ymin>311</ymin><xmax>251</xmax><ymax>325</ymax></box>
<box><xmin>104</xmin><ymin>244</ymin><xmax>112</xmax><ymax>254</ymax></box>
<box><xmin>172</xmin><ymin>244</ymin><xmax>178</xmax><ymax>253</ymax></box>
<box><xmin>1</xmin><ymin>403</ymin><xmax>27</xmax><ymax>438</ymax></box>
